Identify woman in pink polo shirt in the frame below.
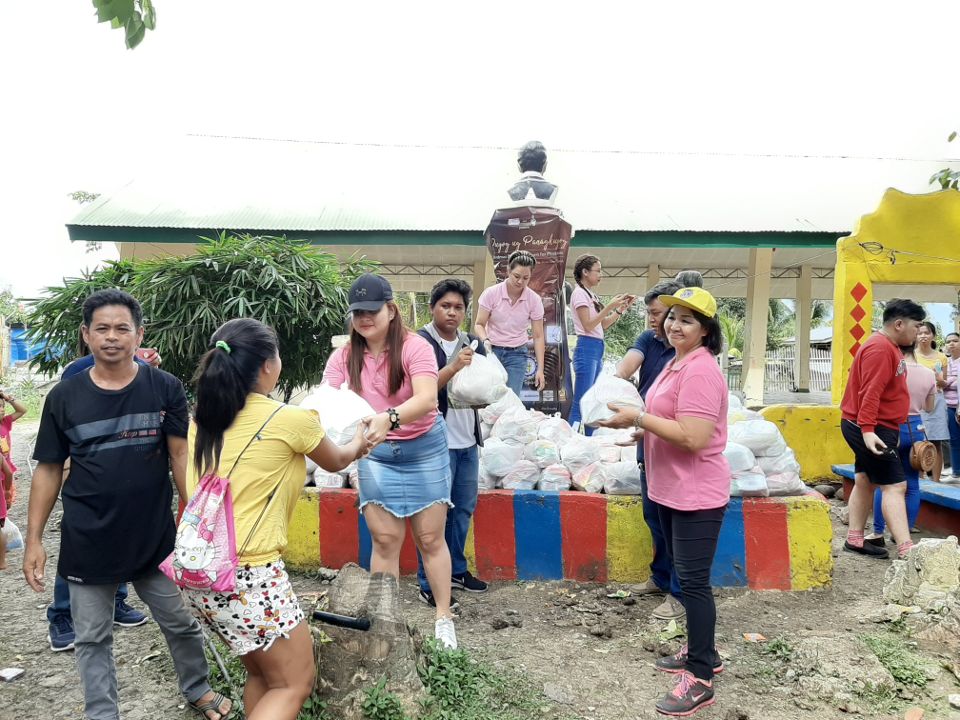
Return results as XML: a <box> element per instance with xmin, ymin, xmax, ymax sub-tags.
<box><xmin>598</xmin><ymin>286</ymin><xmax>729</xmax><ymax>718</ymax></box>
<box><xmin>567</xmin><ymin>253</ymin><xmax>635</xmax><ymax>432</ymax></box>
<box><xmin>323</xmin><ymin>273</ymin><xmax>457</xmax><ymax>650</ymax></box>
<box><xmin>474</xmin><ymin>250</ymin><xmax>546</xmax><ymax>396</ymax></box>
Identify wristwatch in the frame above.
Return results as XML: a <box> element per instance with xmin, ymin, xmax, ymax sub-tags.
<box><xmin>386</xmin><ymin>407</ymin><xmax>401</xmax><ymax>430</ymax></box>
<box><xmin>633</xmin><ymin>410</ymin><xmax>645</xmax><ymax>430</ymax></box>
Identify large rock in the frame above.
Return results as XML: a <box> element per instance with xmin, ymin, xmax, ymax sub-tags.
<box><xmin>793</xmin><ymin>636</ymin><xmax>895</xmax><ymax>704</ymax></box>
<box><xmin>313</xmin><ymin>564</ymin><xmax>425</xmax><ymax>720</ymax></box>
<box><xmin>882</xmin><ymin>536</ymin><xmax>960</xmax><ymax>652</ymax></box>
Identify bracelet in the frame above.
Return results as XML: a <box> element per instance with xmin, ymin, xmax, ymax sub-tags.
<box><xmin>633</xmin><ymin>410</ymin><xmax>645</xmax><ymax>430</ymax></box>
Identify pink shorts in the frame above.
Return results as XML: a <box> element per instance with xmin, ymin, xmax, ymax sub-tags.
<box><xmin>182</xmin><ymin>559</ymin><xmax>304</xmax><ymax>655</ymax></box>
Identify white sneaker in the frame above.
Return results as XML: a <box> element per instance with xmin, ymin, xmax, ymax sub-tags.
<box><xmin>434</xmin><ymin>616</ymin><xmax>458</xmax><ymax>650</ymax></box>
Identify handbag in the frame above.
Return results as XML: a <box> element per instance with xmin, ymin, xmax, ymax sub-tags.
<box><xmin>160</xmin><ymin>406</ymin><xmax>284</xmax><ymax>592</ymax></box>
<box><xmin>906</xmin><ymin>421</ymin><xmax>937</xmax><ymax>474</ymax></box>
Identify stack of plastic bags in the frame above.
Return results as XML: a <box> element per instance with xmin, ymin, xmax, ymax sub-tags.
<box><xmin>725</xmin><ymin>394</ymin><xmax>805</xmax><ymax>497</ymax></box>
<box><xmin>477</xmin><ymin>389</ymin><xmax>645</xmax><ymax>494</ymax></box>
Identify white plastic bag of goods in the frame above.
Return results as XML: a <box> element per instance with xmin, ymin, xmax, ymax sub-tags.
<box><xmin>448</xmin><ymin>352</ymin><xmax>509</xmax><ymax>406</ymax></box>
<box><xmin>315</xmin><ymin>471</ymin><xmax>346</xmax><ymax>489</ymax></box>
<box><xmin>480</xmin><ymin>421</ymin><xmax>493</xmax><ymax>442</ymax></box>
<box><xmin>727</xmin><ymin>419</ymin><xmax>781</xmax><ymax>454</ymax></box>
<box><xmin>481</xmin><ymin>438</ymin><xmax>524</xmax><ymax>476</ymax></box>
<box><xmin>300</xmin><ymin>384</ymin><xmax>376</xmax><ymax>446</ymax></box>
<box><xmin>561</xmin><ymin>436</ymin><xmax>601</xmax><ymax>475</ymax></box>
<box><xmin>757</xmin><ymin>447</ymin><xmax>801</xmax><ymax>476</ymax></box>
<box><xmin>580</xmin><ymin>375</ymin><xmax>645</xmax><ymax>427</ymax></box>
<box><xmin>500</xmin><ymin>459</ymin><xmax>539</xmax><ymax>490</ymax></box>
<box><xmin>728</xmin><ymin>393</ymin><xmax>744</xmax><ymax>411</ymax></box>
<box><xmin>538</xmin><ymin>464</ymin><xmax>572</xmax><ymax>491</ymax></box>
<box><xmin>621</xmin><ymin>444</ymin><xmax>638</xmax><ymax>463</ymax></box>
<box><xmin>538</xmin><ymin>416</ymin><xmax>574</xmax><ymax>443</ymax></box>
<box><xmin>602</xmin><ymin>461</ymin><xmax>643</xmax><ymax>495</ymax></box>
<box><xmin>730</xmin><ymin>468</ymin><xmax>769</xmax><ymax>497</ymax></box>
<box><xmin>571</xmin><ymin>461</ymin><xmax>606</xmax><ymax>493</ymax></box>
<box><xmin>491</xmin><ymin>407</ymin><xmax>541</xmax><ymax>446</ymax></box>
<box><xmin>594</xmin><ymin>429</ymin><xmax>633</xmax><ymax>463</ymax></box>
<box><xmin>479</xmin><ymin>390</ymin><xmax>524</xmax><ymax>426</ymax></box>
<box><xmin>766</xmin><ymin>471</ymin><xmax>806</xmax><ymax>496</ymax></box>
<box><xmin>524</xmin><ymin>439</ymin><xmax>561</xmax><ymax>469</ymax></box>
<box><xmin>723</xmin><ymin>442</ymin><xmax>756</xmax><ymax>475</ymax></box>
<box><xmin>756</xmin><ymin>434</ymin><xmax>788</xmax><ymax>458</ymax></box>
<box><xmin>478</xmin><ymin>461</ymin><xmax>499</xmax><ymax>490</ymax></box>
<box><xmin>2</xmin><ymin>518</ymin><xmax>23</xmax><ymax>552</ymax></box>
<box><xmin>727</xmin><ymin>408</ymin><xmax>761</xmax><ymax>425</ymax></box>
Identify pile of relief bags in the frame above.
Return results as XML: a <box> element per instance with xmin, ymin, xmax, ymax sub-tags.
<box><xmin>724</xmin><ymin>394</ymin><xmax>806</xmax><ymax>497</ymax></box>
<box><xmin>297</xmin><ymin>361</ymin><xmax>807</xmax><ymax>498</ymax></box>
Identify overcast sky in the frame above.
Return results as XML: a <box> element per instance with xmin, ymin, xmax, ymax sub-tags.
<box><xmin>3</xmin><ymin>1</ymin><xmax>959</xmax><ymax>304</ymax></box>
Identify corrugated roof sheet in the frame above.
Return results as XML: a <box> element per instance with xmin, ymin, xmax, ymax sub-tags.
<box><xmin>67</xmin><ymin>135</ymin><xmax>956</xmax><ymax>234</ymax></box>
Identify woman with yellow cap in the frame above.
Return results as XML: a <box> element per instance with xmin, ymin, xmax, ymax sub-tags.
<box><xmin>598</xmin><ymin>286</ymin><xmax>729</xmax><ymax>718</ymax></box>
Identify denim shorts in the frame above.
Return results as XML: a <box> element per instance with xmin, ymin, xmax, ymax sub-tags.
<box><xmin>358</xmin><ymin>415</ymin><xmax>453</xmax><ymax>518</ymax></box>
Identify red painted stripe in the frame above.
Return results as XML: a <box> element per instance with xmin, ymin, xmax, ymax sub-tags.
<box><xmin>319</xmin><ymin>489</ymin><xmax>359</xmax><ymax>568</ymax></box>
<box><xmin>472</xmin><ymin>490</ymin><xmax>517</xmax><ymax>580</ymax></box>
<box><xmin>742</xmin><ymin>498</ymin><xmax>791</xmax><ymax>590</ymax></box>
<box><xmin>399</xmin><ymin>521</ymin><xmax>419</xmax><ymax>575</ymax></box>
<box><xmin>559</xmin><ymin>492</ymin><xmax>608</xmax><ymax>582</ymax></box>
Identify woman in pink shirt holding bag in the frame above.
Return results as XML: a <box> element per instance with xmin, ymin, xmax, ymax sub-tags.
<box><xmin>323</xmin><ymin>273</ymin><xmax>458</xmax><ymax>650</ymax></box>
<box><xmin>598</xmin><ymin>286</ymin><xmax>729</xmax><ymax>718</ymax></box>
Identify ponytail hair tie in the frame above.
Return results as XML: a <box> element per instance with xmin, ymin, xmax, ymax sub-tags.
<box><xmin>215</xmin><ymin>340</ymin><xmax>232</xmax><ymax>354</ymax></box>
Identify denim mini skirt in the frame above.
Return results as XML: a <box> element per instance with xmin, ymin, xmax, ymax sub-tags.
<box><xmin>358</xmin><ymin>415</ymin><xmax>452</xmax><ymax>518</ymax></box>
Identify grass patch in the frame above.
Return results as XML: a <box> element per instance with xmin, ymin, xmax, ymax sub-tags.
<box><xmin>1</xmin><ymin>375</ymin><xmax>44</xmax><ymax>421</ymax></box>
<box><xmin>761</xmin><ymin>636</ymin><xmax>794</xmax><ymax>661</ymax></box>
<box><xmin>854</xmin><ymin>682</ymin><xmax>900</xmax><ymax>715</ymax></box>
<box><xmin>362</xmin><ymin>678</ymin><xmax>409</xmax><ymax>720</ymax></box>
<box><xmin>418</xmin><ymin>638</ymin><xmax>544</xmax><ymax>720</ymax></box>
<box><xmin>861</xmin><ymin>634</ymin><xmax>938</xmax><ymax>687</ymax></box>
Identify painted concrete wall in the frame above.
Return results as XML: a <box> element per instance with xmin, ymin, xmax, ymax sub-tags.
<box><xmin>761</xmin><ymin>405</ymin><xmax>853</xmax><ymax>483</ymax></box>
<box><xmin>285</xmin><ymin>488</ymin><xmax>834</xmax><ymax>591</ymax></box>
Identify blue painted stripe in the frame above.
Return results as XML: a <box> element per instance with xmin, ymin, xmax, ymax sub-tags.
<box><xmin>832</xmin><ymin>463</ymin><xmax>855</xmax><ymax>480</ymax></box>
<box><xmin>513</xmin><ymin>490</ymin><xmax>563</xmax><ymax>580</ymax></box>
<box><xmin>358</xmin><ymin>514</ymin><xmax>372</xmax><ymax>571</ymax></box>
<box><xmin>711</xmin><ymin>498</ymin><xmax>748</xmax><ymax>587</ymax></box>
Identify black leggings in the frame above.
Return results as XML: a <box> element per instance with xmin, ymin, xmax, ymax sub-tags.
<box><xmin>657</xmin><ymin>504</ymin><xmax>726</xmax><ymax>681</ymax></box>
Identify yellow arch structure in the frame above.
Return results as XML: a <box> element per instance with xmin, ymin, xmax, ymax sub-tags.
<box><xmin>831</xmin><ymin>189</ymin><xmax>960</xmax><ymax>404</ymax></box>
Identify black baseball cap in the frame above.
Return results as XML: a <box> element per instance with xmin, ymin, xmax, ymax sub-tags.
<box><xmin>347</xmin><ymin>273</ymin><xmax>394</xmax><ymax>313</ymax></box>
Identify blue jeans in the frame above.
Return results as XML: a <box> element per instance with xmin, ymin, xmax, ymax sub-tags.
<box><xmin>947</xmin><ymin>404</ymin><xmax>960</xmax><ymax>474</ymax></box>
<box><xmin>569</xmin><ymin>336</ymin><xmax>604</xmax><ymax>435</ymax></box>
<box><xmin>48</xmin><ymin>576</ymin><xmax>128</xmax><ymax>623</ymax></box>
<box><xmin>492</xmin><ymin>345</ymin><xmax>528</xmax><ymax>397</ymax></box>
<box><xmin>640</xmin><ymin>465</ymin><xmax>682</xmax><ymax>599</ymax></box>
<box><xmin>418</xmin><ymin>445</ymin><xmax>480</xmax><ymax>592</ymax></box>
<box><xmin>873</xmin><ymin>415</ymin><xmax>922</xmax><ymax>535</ymax></box>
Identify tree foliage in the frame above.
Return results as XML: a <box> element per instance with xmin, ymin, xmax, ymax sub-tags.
<box><xmin>25</xmin><ymin>234</ymin><xmax>375</xmax><ymax>399</ymax></box>
<box><xmin>92</xmin><ymin>0</ymin><xmax>156</xmax><ymax>49</ymax></box>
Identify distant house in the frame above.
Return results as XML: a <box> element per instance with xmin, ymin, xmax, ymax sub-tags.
<box><xmin>783</xmin><ymin>326</ymin><xmax>833</xmax><ymax>349</ymax></box>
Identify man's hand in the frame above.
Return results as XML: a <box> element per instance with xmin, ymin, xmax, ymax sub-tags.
<box><xmin>452</xmin><ymin>346</ymin><xmax>474</xmax><ymax>372</ymax></box>
<box><xmin>862</xmin><ymin>431</ymin><xmax>888</xmax><ymax>456</ymax></box>
<box><xmin>23</xmin><ymin>542</ymin><xmax>47</xmax><ymax>592</ymax></box>
<box><xmin>534</xmin><ymin>369</ymin><xmax>546</xmax><ymax>390</ymax></box>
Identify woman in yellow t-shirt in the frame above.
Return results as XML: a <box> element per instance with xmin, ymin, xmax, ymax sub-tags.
<box><xmin>915</xmin><ymin>321</ymin><xmax>949</xmax><ymax>482</ymax></box>
<box><xmin>183</xmin><ymin>318</ymin><xmax>371</xmax><ymax>720</ymax></box>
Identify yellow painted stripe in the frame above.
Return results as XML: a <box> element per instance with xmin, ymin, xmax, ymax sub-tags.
<box><xmin>606</xmin><ymin>496</ymin><xmax>653</xmax><ymax>583</ymax></box>
<box><xmin>784</xmin><ymin>496</ymin><xmax>834</xmax><ymax>590</ymax></box>
<box><xmin>285</xmin><ymin>489</ymin><xmax>321</xmax><ymax>570</ymax></box>
<box><xmin>464</xmin><ymin>518</ymin><xmax>477</xmax><ymax>575</ymax></box>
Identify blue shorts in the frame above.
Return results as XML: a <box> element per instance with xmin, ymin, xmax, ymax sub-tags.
<box><xmin>358</xmin><ymin>415</ymin><xmax>452</xmax><ymax>517</ymax></box>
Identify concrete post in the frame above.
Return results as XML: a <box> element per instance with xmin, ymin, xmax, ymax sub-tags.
<box><xmin>645</xmin><ymin>263</ymin><xmax>660</xmax><ymax>293</ymax></box>
<box><xmin>472</xmin><ymin>256</ymin><xmax>495</xmax><ymax>324</ymax></box>
<box><xmin>796</xmin><ymin>265</ymin><xmax>813</xmax><ymax>392</ymax></box>
<box><xmin>741</xmin><ymin>249</ymin><xmax>773</xmax><ymax>407</ymax></box>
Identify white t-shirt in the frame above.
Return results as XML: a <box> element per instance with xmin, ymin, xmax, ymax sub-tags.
<box><xmin>439</xmin><ymin>336</ymin><xmax>479</xmax><ymax>449</ymax></box>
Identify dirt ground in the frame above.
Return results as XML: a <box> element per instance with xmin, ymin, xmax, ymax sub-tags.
<box><xmin>2</xmin><ymin>419</ymin><xmax>959</xmax><ymax>720</ymax></box>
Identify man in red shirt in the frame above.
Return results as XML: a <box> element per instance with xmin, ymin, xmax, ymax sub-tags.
<box><xmin>840</xmin><ymin>298</ymin><xmax>925</xmax><ymax>560</ymax></box>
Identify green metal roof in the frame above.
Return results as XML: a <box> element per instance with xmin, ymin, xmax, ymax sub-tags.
<box><xmin>66</xmin><ymin>135</ymin><xmax>950</xmax><ymax>242</ymax></box>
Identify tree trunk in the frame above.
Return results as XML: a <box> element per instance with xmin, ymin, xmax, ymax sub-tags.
<box><xmin>312</xmin><ymin>563</ymin><xmax>424</xmax><ymax>719</ymax></box>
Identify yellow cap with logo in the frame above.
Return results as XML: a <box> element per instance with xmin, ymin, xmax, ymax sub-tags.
<box><xmin>658</xmin><ymin>286</ymin><xmax>718</xmax><ymax>319</ymax></box>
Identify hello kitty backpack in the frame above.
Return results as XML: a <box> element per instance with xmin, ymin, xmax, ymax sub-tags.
<box><xmin>160</xmin><ymin>407</ymin><xmax>283</xmax><ymax>593</ymax></box>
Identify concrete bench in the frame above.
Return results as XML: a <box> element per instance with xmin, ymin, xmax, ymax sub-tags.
<box><xmin>285</xmin><ymin>488</ymin><xmax>834</xmax><ymax>590</ymax></box>
<box><xmin>832</xmin><ymin>463</ymin><xmax>960</xmax><ymax>537</ymax></box>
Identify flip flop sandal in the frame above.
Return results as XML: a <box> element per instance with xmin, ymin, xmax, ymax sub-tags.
<box><xmin>189</xmin><ymin>692</ymin><xmax>231</xmax><ymax>719</ymax></box>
